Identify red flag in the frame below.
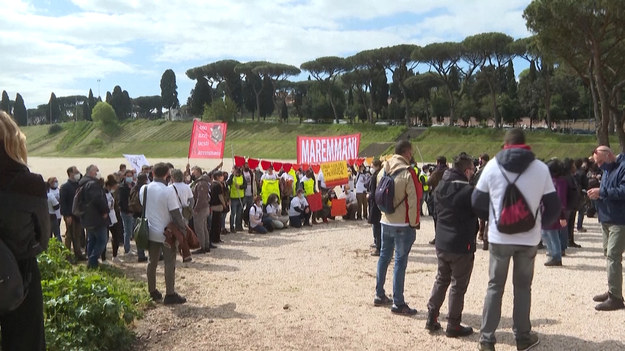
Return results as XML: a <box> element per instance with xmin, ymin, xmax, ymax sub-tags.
<box><xmin>234</xmin><ymin>155</ymin><xmax>246</xmax><ymax>167</ymax></box>
<box><xmin>311</xmin><ymin>164</ymin><xmax>321</xmax><ymax>174</ymax></box>
<box><xmin>292</xmin><ymin>164</ymin><xmax>301</xmax><ymax>172</ymax></box>
<box><xmin>356</xmin><ymin>158</ymin><xmax>365</xmax><ymax>167</ymax></box>
<box><xmin>188</xmin><ymin>120</ymin><xmax>227</xmax><ymax>159</ymax></box>
<box><xmin>302</xmin><ymin>164</ymin><xmax>310</xmax><ymax>172</ymax></box>
<box><xmin>261</xmin><ymin>160</ymin><xmax>272</xmax><ymax>170</ymax></box>
<box><xmin>248</xmin><ymin>158</ymin><xmax>260</xmax><ymax>169</ymax></box>
<box><xmin>283</xmin><ymin>163</ymin><xmax>292</xmax><ymax>172</ymax></box>
<box><xmin>273</xmin><ymin>162</ymin><xmax>283</xmax><ymax>171</ymax></box>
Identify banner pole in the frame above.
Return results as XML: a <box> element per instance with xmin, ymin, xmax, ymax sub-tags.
<box><xmin>415</xmin><ymin>145</ymin><xmax>425</xmax><ymax>165</ymax></box>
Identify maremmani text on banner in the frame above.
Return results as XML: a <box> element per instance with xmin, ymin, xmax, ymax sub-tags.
<box><xmin>320</xmin><ymin>160</ymin><xmax>349</xmax><ymax>188</ymax></box>
<box><xmin>188</xmin><ymin>120</ymin><xmax>228</xmax><ymax>159</ymax></box>
<box><xmin>297</xmin><ymin>134</ymin><xmax>361</xmax><ymax>164</ymax></box>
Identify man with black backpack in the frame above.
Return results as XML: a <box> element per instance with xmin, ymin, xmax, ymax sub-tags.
<box><xmin>76</xmin><ymin>165</ymin><xmax>109</xmax><ymax>269</ymax></box>
<box><xmin>471</xmin><ymin>129</ymin><xmax>561</xmax><ymax>351</ymax></box>
<box><xmin>373</xmin><ymin>140</ymin><xmax>422</xmax><ymax>316</ymax></box>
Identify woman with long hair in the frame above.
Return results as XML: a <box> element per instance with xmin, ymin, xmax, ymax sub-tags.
<box><xmin>0</xmin><ymin>110</ymin><xmax>49</xmax><ymax>350</ymax></box>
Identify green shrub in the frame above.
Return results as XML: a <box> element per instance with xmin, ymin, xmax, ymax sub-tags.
<box><xmin>38</xmin><ymin>240</ymin><xmax>150</xmax><ymax>351</ymax></box>
<box><xmin>48</xmin><ymin>124</ymin><xmax>63</xmax><ymax>135</ymax></box>
<box><xmin>91</xmin><ymin>102</ymin><xmax>120</xmax><ymax>135</ymax></box>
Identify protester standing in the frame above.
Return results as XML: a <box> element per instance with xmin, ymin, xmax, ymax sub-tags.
<box><xmin>78</xmin><ymin>165</ymin><xmax>109</xmax><ymax>269</ymax></box>
<box><xmin>59</xmin><ymin>166</ymin><xmax>87</xmax><ymax>261</ymax></box>
<box><xmin>368</xmin><ymin>159</ymin><xmax>382</xmax><ymax>256</ymax></box>
<box><xmin>191</xmin><ymin>166</ymin><xmax>212</xmax><ymax>253</ymax></box>
<box><xmin>472</xmin><ymin>129</ymin><xmax>561</xmax><ymax>351</ymax></box>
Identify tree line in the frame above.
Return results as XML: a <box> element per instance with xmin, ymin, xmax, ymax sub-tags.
<box><xmin>2</xmin><ymin>1</ymin><xmax>623</xmax><ymax>151</ymax></box>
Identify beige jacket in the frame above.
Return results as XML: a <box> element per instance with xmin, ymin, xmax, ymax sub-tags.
<box><xmin>378</xmin><ymin>154</ymin><xmax>422</xmax><ymax>227</ymax></box>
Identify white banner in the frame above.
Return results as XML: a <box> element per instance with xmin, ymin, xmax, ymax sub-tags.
<box><xmin>123</xmin><ymin>154</ymin><xmax>150</xmax><ymax>172</ymax></box>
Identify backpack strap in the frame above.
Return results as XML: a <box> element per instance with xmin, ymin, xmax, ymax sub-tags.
<box><xmin>391</xmin><ymin>167</ymin><xmax>411</xmax><ymax>211</ymax></box>
<box><xmin>495</xmin><ymin>161</ymin><xmax>523</xmax><ymax>185</ymax></box>
<box><xmin>141</xmin><ymin>186</ymin><xmax>148</xmax><ymax>217</ymax></box>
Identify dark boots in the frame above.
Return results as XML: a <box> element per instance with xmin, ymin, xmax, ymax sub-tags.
<box><xmin>425</xmin><ymin>310</ymin><xmax>441</xmax><ymax>332</ymax></box>
<box><xmin>594</xmin><ymin>292</ymin><xmax>625</xmax><ymax>311</ymax></box>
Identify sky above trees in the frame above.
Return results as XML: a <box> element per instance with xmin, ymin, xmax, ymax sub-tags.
<box><xmin>1</xmin><ymin>0</ymin><xmax>531</xmax><ymax>108</ymax></box>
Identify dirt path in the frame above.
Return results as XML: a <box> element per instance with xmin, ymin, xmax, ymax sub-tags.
<box><xmin>121</xmin><ymin>216</ymin><xmax>624</xmax><ymax>351</ymax></box>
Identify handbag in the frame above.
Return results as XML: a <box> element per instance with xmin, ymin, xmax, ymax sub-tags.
<box><xmin>173</xmin><ymin>185</ymin><xmax>193</xmax><ymax>220</ymax></box>
<box><xmin>186</xmin><ymin>225</ymin><xmax>200</xmax><ymax>249</ymax></box>
<box><xmin>0</xmin><ymin>237</ymin><xmax>26</xmax><ymax>315</ymax></box>
<box><xmin>133</xmin><ymin>186</ymin><xmax>149</xmax><ymax>250</ymax></box>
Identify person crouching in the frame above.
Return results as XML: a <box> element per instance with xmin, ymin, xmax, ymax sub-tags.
<box><xmin>425</xmin><ymin>153</ymin><xmax>478</xmax><ymax>337</ymax></box>
<box><xmin>289</xmin><ymin>189</ymin><xmax>311</xmax><ymax>228</ymax></box>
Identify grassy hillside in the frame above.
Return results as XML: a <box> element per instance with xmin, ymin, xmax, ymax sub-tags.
<box><xmin>23</xmin><ymin>120</ymin><xmax>406</xmax><ymax>159</ymax></box>
<box><xmin>23</xmin><ymin>121</ymin><xmax>603</xmax><ymax>161</ymax></box>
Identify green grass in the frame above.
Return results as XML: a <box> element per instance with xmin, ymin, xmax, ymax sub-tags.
<box><xmin>22</xmin><ymin>120</ymin><xmax>406</xmax><ymax>159</ymax></box>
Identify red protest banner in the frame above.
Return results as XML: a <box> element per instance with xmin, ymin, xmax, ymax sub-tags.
<box><xmin>297</xmin><ymin>134</ymin><xmax>361</xmax><ymax>164</ymax></box>
<box><xmin>188</xmin><ymin>120</ymin><xmax>228</xmax><ymax>159</ymax></box>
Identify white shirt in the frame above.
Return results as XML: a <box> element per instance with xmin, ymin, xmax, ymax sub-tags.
<box><xmin>171</xmin><ymin>182</ymin><xmax>194</xmax><ymax>210</ymax></box>
<box><xmin>267</xmin><ymin>203</ymin><xmax>281</xmax><ymax>218</ymax></box>
<box><xmin>261</xmin><ymin>172</ymin><xmax>278</xmax><ymax>181</ymax></box>
<box><xmin>106</xmin><ymin>191</ymin><xmax>118</xmax><ymax>226</ymax></box>
<box><xmin>140</xmin><ymin>181</ymin><xmax>180</xmax><ymax>243</ymax></box>
<box><xmin>289</xmin><ymin>195</ymin><xmax>308</xmax><ymax>217</ymax></box>
<box><xmin>243</xmin><ymin>171</ymin><xmax>253</xmax><ymax>196</ymax></box>
<box><xmin>250</xmin><ymin>203</ymin><xmax>263</xmax><ymax>227</ymax></box>
<box><xmin>280</xmin><ymin>172</ymin><xmax>294</xmax><ymax>181</ymax></box>
<box><xmin>47</xmin><ymin>190</ymin><xmax>61</xmax><ymax>219</ymax></box>
<box><xmin>355</xmin><ymin>172</ymin><xmax>370</xmax><ymax>193</ymax></box>
<box><xmin>317</xmin><ymin>171</ymin><xmax>326</xmax><ymax>188</ymax></box>
<box><xmin>341</xmin><ymin>189</ymin><xmax>357</xmax><ymax>205</ymax></box>
<box><xmin>475</xmin><ymin>158</ymin><xmax>555</xmax><ymax>246</ymax></box>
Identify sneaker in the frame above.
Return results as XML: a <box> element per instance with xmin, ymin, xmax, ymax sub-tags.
<box><xmin>593</xmin><ymin>291</ymin><xmax>609</xmax><ymax>302</ymax></box>
<box><xmin>163</xmin><ymin>292</ymin><xmax>187</xmax><ymax>305</ymax></box>
<box><xmin>569</xmin><ymin>242</ymin><xmax>582</xmax><ymax>248</ymax></box>
<box><xmin>428</xmin><ymin>238</ymin><xmax>436</xmax><ymax>245</ymax></box>
<box><xmin>478</xmin><ymin>342</ymin><xmax>496</xmax><ymax>351</ymax></box>
<box><xmin>516</xmin><ymin>333</ymin><xmax>540</xmax><ymax>351</ymax></box>
<box><xmin>150</xmin><ymin>289</ymin><xmax>163</xmax><ymax>301</ymax></box>
<box><xmin>544</xmin><ymin>259</ymin><xmax>562</xmax><ymax>267</ymax></box>
<box><xmin>576</xmin><ymin>227</ymin><xmax>587</xmax><ymax>233</ymax></box>
<box><xmin>182</xmin><ymin>256</ymin><xmax>192</xmax><ymax>263</ymax></box>
<box><xmin>112</xmin><ymin>256</ymin><xmax>122</xmax><ymax>263</ymax></box>
<box><xmin>192</xmin><ymin>248</ymin><xmax>207</xmax><ymax>254</ymax></box>
<box><xmin>370</xmin><ymin>243</ymin><xmax>376</xmax><ymax>248</ymax></box>
<box><xmin>446</xmin><ymin>324</ymin><xmax>473</xmax><ymax>337</ymax></box>
<box><xmin>594</xmin><ymin>293</ymin><xmax>625</xmax><ymax>311</ymax></box>
<box><xmin>373</xmin><ymin>295</ymin><xmax>392</xmax><ymax>306</ymax></box>
<box><xmin>371</xmin><ymin>250</ymin><xmax>380</xmax><ymax>257</ymax></box>
<box><xmin>391</xmin><ymin>304</ymin><xmax>417</xmax><ymax>316</ymax></box>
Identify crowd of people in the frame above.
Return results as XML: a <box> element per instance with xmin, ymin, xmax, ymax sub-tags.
<box><xmin>2</xmin><ymin>106</ymin><xmax>624</xmax><ymax>351</ymax></box>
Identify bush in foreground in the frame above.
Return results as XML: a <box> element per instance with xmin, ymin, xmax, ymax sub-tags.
<box><xmin>38</xmin><ymin>240</ymin><xmax>151</xmax><ymax>351</ymax></box>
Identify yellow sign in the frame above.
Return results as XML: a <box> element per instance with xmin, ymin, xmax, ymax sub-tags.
<box><xmin>320</xmin><ymin>160</ymin><xmax>349</xmax><ymax>187</ymax></box>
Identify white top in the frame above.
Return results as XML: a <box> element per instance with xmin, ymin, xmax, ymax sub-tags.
<box><xmin>289</xmin><ymin>195</ymin><xmax>308</xmax><ymax>217</ymax></box>
<box><xmin>171</xmin><ymin>182</ymin><xmax>194</xmax><ymax>211</ymax></box>
<box><xmin>140</xmin><ymin>181</ymin><xmax>180</xmax><ymax>243</ymax></box>
<box><xmin>280</xmin><ymin>172</ymin><xmax>294</xmax><ymax>181</ymax></box>
<box><xmin>47</xmin><ymin>190</ymin><xmax>61</xmax><ymax>219</ymax></box>
<box><xmin>317</xmin><ymin>171</ymin><xmax>326</xmax><ymax>188</ymax></box>
<box><xmin>475</xmin><ymin>159</ymin><xmax>556</xmax><ymax>246</ymax></box>
<box><xmin>243</xmin><ymin>171</ymin><xmax>253</xmax><ymax>196</ymax></box>
<box><xmin>106</xmin><ymin>191</ymin><xmax>118</xmax><ymax>226</ymax></box>
<box><xmin>354</xmin><ymin>172</ymin><xmax>370</xmax><ymax>193</ymax></box>
<box><xmin>261</xmin><ymin>172</ymin><xmax>278</xmax><ymax>181</ymax></box>
<box><xmin>250</xmin><ymin>203</ymin><xmax>263</xmax><ymax>227</ymax></box>
<box><xmin>340</xmin><ymin>189</ymin><xmax>358</xmax><ymax>205</ymax></box>
<box><xmin>266</xmin><ymin>203</ymin><xmax>281</xmax><ymax>218</ymax></box>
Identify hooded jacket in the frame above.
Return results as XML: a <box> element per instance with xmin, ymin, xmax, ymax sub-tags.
<box><xmin>471</xmin><ymin>145</ymin><xmax>561</xmax><ymax>246</ymax></box>
<box><xmin>434</xmin><ymin>168</ymin><xmax>478</xmax><ymax>254</ymax></box>
<box><xmin>192</xmin><ymin>174</ymin><xmax>211</xmax><ymax>211</ymax></box>
<box><xmin>78</xmin><ymin>175</ymin><xmax>109</xmax><ymax>229</ymax></box>
<box><xmin>595</xmin><ymin>153</ymin><xmax>625</xmax><ymax>225</ymax></box>
<box><xmin>378</xmin><ymin>154</ymin><xmax>422</xmax><ymax>228</ymax></box>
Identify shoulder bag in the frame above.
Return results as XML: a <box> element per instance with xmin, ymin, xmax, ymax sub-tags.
<box><xmin>133</xmin><ymin>186</ymin><xmax>149</xmax><ymax>250</ymax></box>
<box><xmin>173</xmin><ymin>185</ymin><xmax>193</xmax><ymax>220</ymax></box>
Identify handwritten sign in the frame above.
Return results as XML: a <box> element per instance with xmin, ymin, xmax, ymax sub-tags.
<box><xmin>123</xmin><ymin>154</ymin><xmax>150</xmax><ymax>172</ymax></box>
<box><xmin>320</xmin><ymin>160</ymin><xmax>349</xmax><ymax>188</ymax></box>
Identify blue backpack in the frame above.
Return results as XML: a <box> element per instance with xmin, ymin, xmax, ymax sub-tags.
<box><xmin>375</xmin><ymin>168</ymin><xmax>408</xmax><ymax>214</ymax></box>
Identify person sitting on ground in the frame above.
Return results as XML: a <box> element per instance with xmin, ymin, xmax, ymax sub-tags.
<box><xmin>249</xmin><ymin>196</ymin><xmax>269</xmax><ymax>234</ymax></box>
<box><xmin>265</xmin><ymin>193</ymin><xmax>289</xmax><ymax>229</ymax></box>
<box><xmin>341</xmin><ymin>184</ymin><xmax>358</xmax><ymax>220</ymax></box>
<box><xmin>289</xmin><ymin>189</ymin><xmax>311</xmax><ymax>228</ymax></box>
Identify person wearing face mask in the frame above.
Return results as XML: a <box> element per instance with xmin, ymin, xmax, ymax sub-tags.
<box><xmin>190</xmin><ymin>166</ymin><xmax>213</xmax><ymax>254</ymax></box>
<box><xmin>77</xmin><ymin>164</ymin><xmax>109</xmax><ymax>268</ymax></box>
<box><xmin>367</xmin><ymin>159</ymin><xmax>383</xmax><ymax>256</ymax></box>
<box><xmin>59</xmin><ymin>166</ymin><xmax>87</xmax><ymax>261</ymax></box>
<box><xmin>289</xmin><ymin>189</ymin><xmax>311</xmax><ymax>228</ymax></box>
<box><xmin>46</xmin><ymin>177</ymin><xmax>62</xmax><ymax>242</ymax></box>
<box><xmin>101</xmin><ymin>175</ymin><xmax>123</xmax><ymax>263</ymax></box>
<box><xmin>249</xmin><ymin>196</ymin><xmax>268</xmax><ymax>234</ymax></box>
<box><xmin>241</xmin><ymin>163</ymin><xmax>257</xmax><ymax>227</ymax></box>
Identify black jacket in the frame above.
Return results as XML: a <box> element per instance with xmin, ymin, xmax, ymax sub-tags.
<box><xmin>367</xmin><ymin>169</ymin><xmax>382</xmax><ymax>224</ymax></box>
<box><xmin>118</xmin><ymin>182</ymin><xmax>131</xmax><ymax>214</ymax></box>
<box><xmin>78</xmin><ymin>176</ymin><xmax>109</xmax><ymax>229</ymax></box>
<box><xmin>0</xmin><ymin>146</ymin><xmax>49</xmax><ymax>260</ymax></box>
<box><xmin>59</xmin><ymin>178</ymin><xmax>80</xmax><ymax>217</ymax></box>
<box><xmin>434</xmin><ymin>168</ymin><xmax>477</xmax><ymax>254</ymax></box>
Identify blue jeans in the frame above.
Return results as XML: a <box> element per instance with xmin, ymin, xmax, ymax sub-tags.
<box><xmin>541</xmin><ymin>229</ymin><xmax>562</xmax><ymax>261</ymax></box>
<box><xmin>375</xmin><ymin>224</ymin><xmax>416</xmax><ymax>306</ymax></box>
<box><xmin>230</xmin><ymin>198</ymin><xmax>244</xmax><ymax>230</ymax></box>
<box><xmin>86</xmin><ymin>226</ymin><xmax>108</xmax><ymax>268</ymax></box>
<box><xmin>120</xmin><ymin>212</ymin><xmax>134</xmax><ymax>253</ymax></box>
<box><xmin>576</xmin><ymin>208</ymin><xmax>585</xmax><ymax>229</ymax></box>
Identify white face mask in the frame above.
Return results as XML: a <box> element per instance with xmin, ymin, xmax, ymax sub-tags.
<box><xmin>96</xmin><ymin>171</ymin><xmax>102</xmax><ymax>179</ymax></box>
<box><xmin>73</xmin><ymin>173</ymin><xmax>81</xmax><ymax>181</ymax></box>
<box><xmin>52</xmin><ymin>181</ymin><xmax>58</xmax><ymax>189</ymax></box>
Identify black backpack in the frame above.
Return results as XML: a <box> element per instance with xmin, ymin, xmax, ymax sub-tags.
<box><xmin>566</xmin><ymin>174</ymin><xmax>581</xmax><ymax>211</ymax></box>
<box><xmin>491</xmin><ymin>163</ymin><xmax>539</xmax><ymax>234</ymax></box>
<box><xmin>375</xmin><ymin>168</ymin><xmax>408</xmax><ymax>214</ymax></box>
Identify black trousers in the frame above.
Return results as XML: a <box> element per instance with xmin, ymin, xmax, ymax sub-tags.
<box><xmin>210</xmin><ymin>211</ymin><xmax>222</xmax><ymax>243</ymax></box>
<box><xmin>1</xmin><ymin>258</ymin><xmax>46</xmax><ymax>351</ymax></box>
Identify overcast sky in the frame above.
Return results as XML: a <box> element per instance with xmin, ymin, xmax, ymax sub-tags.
<box><xmin>0</xmin><ymin>0</ymin><xmax>532</xmax><ymax>108</ymax></box>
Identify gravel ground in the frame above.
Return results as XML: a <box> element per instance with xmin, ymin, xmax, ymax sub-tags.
<box><xmin>28</xmin><ymin>157</ymin><xmax>625</xmax><ymax>350</ymax></box>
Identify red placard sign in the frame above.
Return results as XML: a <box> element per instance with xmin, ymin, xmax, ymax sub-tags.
<box><xmin>188</xmin><ymin>120</ymin><xmax>228</xmax><ymax>159</ymax></box>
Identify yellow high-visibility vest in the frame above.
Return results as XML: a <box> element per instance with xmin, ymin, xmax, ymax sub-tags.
<box><xmin>303</xmin><ymin>178</ymin><xmax>315</xmax><ymax>196</ymax></box>
<box><xmin>230</xmin><ymin>175</ymin><xmax>244</xmax><ymax>199</ymax></box>
<box><xmin>261</xmin><ymin>179</ymin><xmax>281</xmax><ymax>204</ymax></box>
<box><xmin>289</xmin><ymin>169</ymin><xmax>297</xmax><ymax>195</ymax></box>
